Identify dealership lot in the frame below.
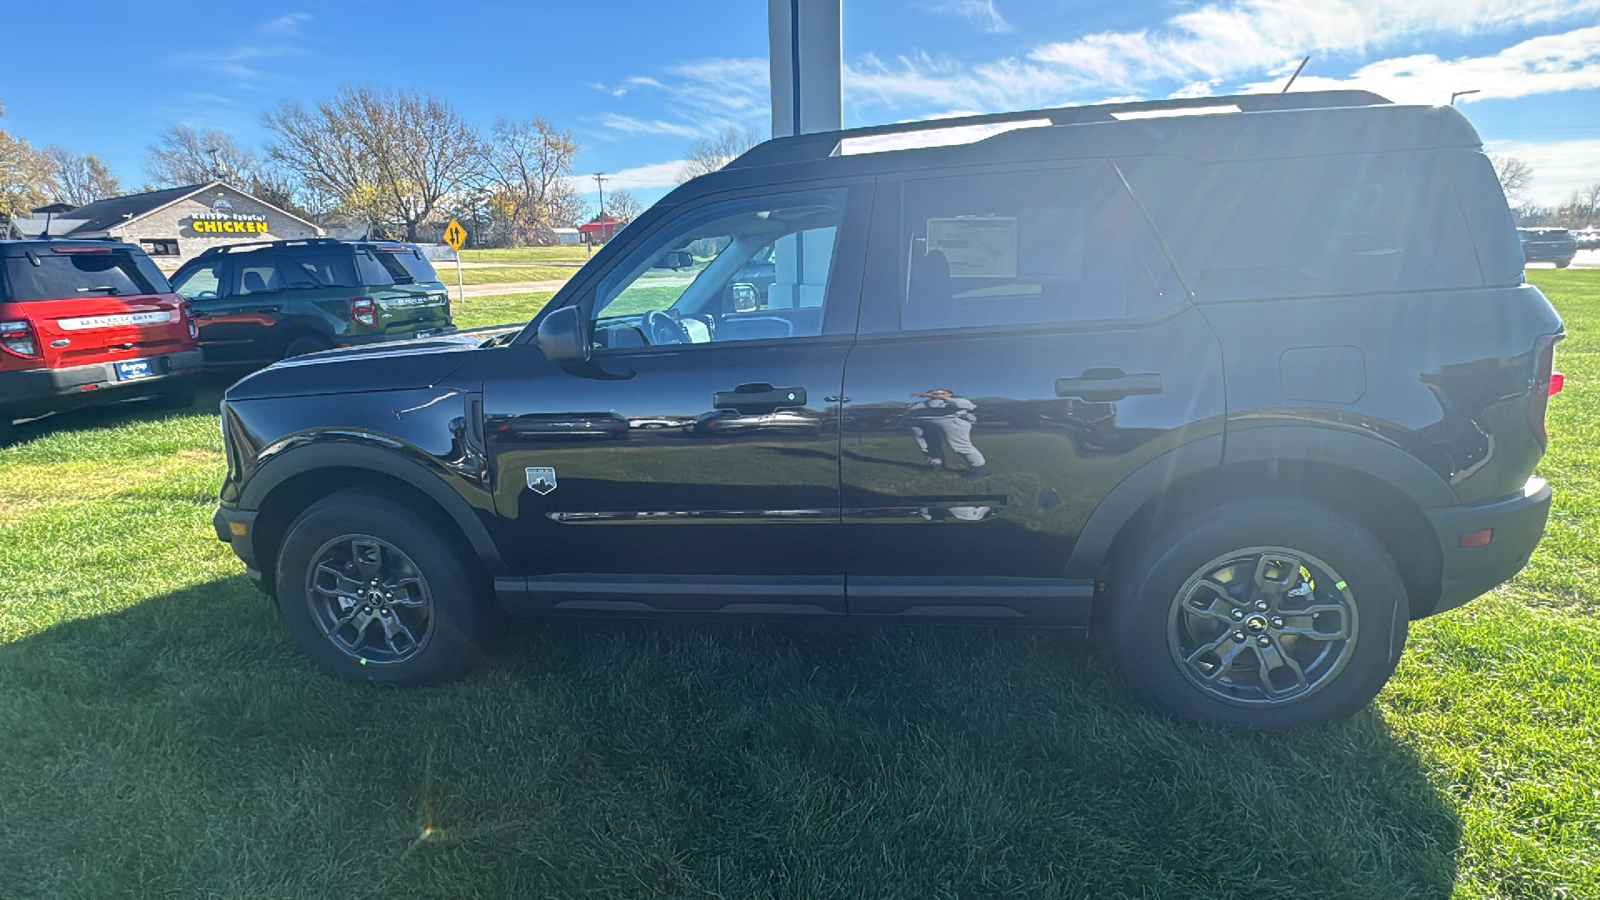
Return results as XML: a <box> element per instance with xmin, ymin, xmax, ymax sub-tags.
<box><xmin>0</xmin><ymin>271</ymin><xmax>1596</xmax><ymax>896</ymax></box>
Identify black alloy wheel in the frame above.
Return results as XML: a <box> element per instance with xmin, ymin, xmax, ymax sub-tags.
<box><xmin>1105</xmin><ymin>497</ymin><xmax>1408</xmax><ymax>729</ymax></box>
<box><xmin>275</xmin><ymin>490</ymin><xmax>483</xmax><ymax>683</ymax></box>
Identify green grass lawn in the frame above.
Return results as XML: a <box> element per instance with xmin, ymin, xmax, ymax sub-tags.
<box><xmin>448</xmin><ymin>265</ymin><xmax>576</xmax><ymax>285</ymax></box>
<box><xmin>0</xmin><ymin>272</ymin><xmax>1597</xmax><ymax>898</ymax></box>
<box><xmin>450</xmin><ymin>291</ymin><xmax>554</xmax><ymax>330</ymax></box>
<box><xmin>460</xmin><ymin>245</ymin><xmax>595</xmax><ymax>263</ymax></box>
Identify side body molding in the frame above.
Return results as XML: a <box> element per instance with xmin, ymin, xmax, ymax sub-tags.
<box><xmin>239</xmin><ymin>439</ymin><xmax>507</xmax><ymax>576</ymax></box>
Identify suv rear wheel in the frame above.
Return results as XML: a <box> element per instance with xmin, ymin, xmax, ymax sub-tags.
<box><xmin>1105</xmin><ymin>497</ymin><xmax>1407</xmax><ymax>729</ymax></box>
<box><xmin>284</xmin><ymin>334</ymin><xmax>332</xmax><ymax>359</ymax></box>
<box><xmin>274</xmin><ymin>490</ymin><xmax>483</xmax><ymax>683</ymax></box>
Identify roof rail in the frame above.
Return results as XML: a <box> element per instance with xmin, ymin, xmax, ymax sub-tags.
<box><xmin>196</xmin><ymin>237</ymin><xmax>349</xmax><ymax>256</ymax></box>
<box><xmin>726</xmin><ymin>90</ymin><xmax>1392</xmax><ymax>170</ymax></box>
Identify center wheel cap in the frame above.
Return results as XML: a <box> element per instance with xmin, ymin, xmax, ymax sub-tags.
<box><xmin>1245</xmin><ymin>614</ymin><xmax>1270</xmax><ymax>633</ymax></box>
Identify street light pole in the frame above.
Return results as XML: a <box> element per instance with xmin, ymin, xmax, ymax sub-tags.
<box><xmin>1450</xmin><ymin>89</ymin><xmax>1481</xmax><ymax>106</ymax></box>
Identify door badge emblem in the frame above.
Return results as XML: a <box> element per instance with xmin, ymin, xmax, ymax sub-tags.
<box><xmin>525</xmin><ymin>467</ymin><xmax>558</xmax><ymax>495</ymax></box>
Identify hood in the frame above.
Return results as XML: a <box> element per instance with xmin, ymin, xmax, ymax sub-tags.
<box><xmin>225</xmin><ymin>332</ymin><xmax>494</xmax><ymax>401</ymax></box>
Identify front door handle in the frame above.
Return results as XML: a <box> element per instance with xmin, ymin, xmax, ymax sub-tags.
<box><xmin>1055</xmin><ymin>368</ymin><xmax>1163</xmax><ymax>401</ymax></box>
<box><xmin>713</xmin><ymin>383</ymin><xmax>807</xmax><ymax>413</ymax></box>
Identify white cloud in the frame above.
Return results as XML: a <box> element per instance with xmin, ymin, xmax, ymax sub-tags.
<box><xmin>920</xmin><ymin>1</ymin><xmax>1013</xmax><ymax>34</ymax></box>
<box><xmin>1236</xmin><ymin>26</ymin><xmax>1600</xmax><ymax>103</ymax></box>
<box><xmin>259</xmin><ymin>13</ymin><xmax>310</xmax><ymax>36</ymax></box>
<box><xmin>598</xmin><ymin>115</ymin><xmax>705</xmax><ymax>139</ymax></box>
<box><xmin>591</xmin><ymin>58</ymin><xmax>771</xmax><ymax>141</ymax></box>
<box><xmin>1484</xmin><ymin>138</ymin><xmax>1600</xmax><ymax>206</ymax></box>
<box><xmin>565</xmin><ymin>160</ymin><xmax>689</xmax><ymax>195</ymax></box>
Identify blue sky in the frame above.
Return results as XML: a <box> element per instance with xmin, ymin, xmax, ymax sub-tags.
<box><xmin>2</xmin><ymin>0</ymin><xmax>1597</xmax><ymax>210</ymax></box>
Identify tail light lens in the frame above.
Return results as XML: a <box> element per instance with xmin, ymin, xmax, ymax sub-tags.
<box><xmin>1529</xmin><ymin>333</ymin><xmax>1564</xmax><ymax>448</ymax></box>
<box><xmin>180</xmin><ymin>302</ymin><xmax>199</xmax><ymax>340</ymax></box>
<box><xmin>350</xmin><ymin>296</ymin><xmax>377</xmax><ymax>328</ymax></box>
<box><xmin>0</xmin><ymin>320</ymin><xmax>40</xmax><ymax>358</ymax></box>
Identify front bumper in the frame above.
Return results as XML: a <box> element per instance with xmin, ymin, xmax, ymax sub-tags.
<box><xmin>213</xmin><ymin>505</ymin><xmax>263</xmax><ymax>584</ymax></box>
<box><xmin>1423</xmin><ymin>477</ymin><xmax>1551</xmax><ymax>615</ymax></box>
<box><xmin>0</xmin><ymin>349</ymin><xmax>203</xmax><ymax>418</ymax></box>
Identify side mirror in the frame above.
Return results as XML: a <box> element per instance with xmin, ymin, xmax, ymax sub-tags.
<box><xmin>536</xmin><ymin>305</ymin><xmax>590</xmax><ymax>366</ymax></box>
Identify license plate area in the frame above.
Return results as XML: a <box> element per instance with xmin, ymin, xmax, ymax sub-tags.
<box><xmin>115</xmin><ymin>360</ymin><xmax>154</xmax><ymax>381</ymax></box>
<box><xmin>413</xmin><ymin>327</ymin><xmax>444</xmax><ymax>339</ymax></box>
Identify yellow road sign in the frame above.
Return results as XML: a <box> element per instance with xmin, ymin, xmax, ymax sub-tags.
<box><xmin>443</xmin><ymin>219</ymin><xmax>467</xmax><ymax>252</ymax></box>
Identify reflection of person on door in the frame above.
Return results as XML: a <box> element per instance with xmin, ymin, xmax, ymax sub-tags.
<box><xmin>905</xmin><ymin>389</ymin><xmax>989</xmax><ymax>478</ymax></box>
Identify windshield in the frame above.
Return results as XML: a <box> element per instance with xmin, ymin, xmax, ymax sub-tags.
<box><xmin>1</xmin><ymin>250</ymin><xmax>168</xmax><ymax>302</ymax></box>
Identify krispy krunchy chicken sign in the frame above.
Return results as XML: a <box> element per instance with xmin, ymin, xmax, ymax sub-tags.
<box><xmin>185</xmin><ymin>195</ymin><xmax>270</xmax><ymax>236</ymax></box>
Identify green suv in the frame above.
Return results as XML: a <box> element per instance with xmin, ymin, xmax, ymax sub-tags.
<box><xmin>169</xmin><ymin>239</ymin><xmax>454</xmax><ymax>366</ymax></box>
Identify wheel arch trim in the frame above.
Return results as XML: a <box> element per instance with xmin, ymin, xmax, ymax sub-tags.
<box><xmin>240</xmin><ymin>440</ymin><xmax>506</xmax><ymax>576</ymax></box>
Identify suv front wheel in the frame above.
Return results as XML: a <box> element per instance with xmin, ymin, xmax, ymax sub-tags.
<box><xmin>274</xmin><ymin>490</ymin><xmax>483</xmax><ymax>683</ymax></box>
<box><xmin>1106</xmin><ymin>497</ymin><xmax>1408</xmax><ymax>729</ymax></box>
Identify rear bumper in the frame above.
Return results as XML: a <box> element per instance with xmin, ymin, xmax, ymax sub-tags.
<box><xmin>337</xmin><ymin>324</ymin><xmax>458</xmax><ymax>347</ymax></box>
<box><xmin>1423</xmin><ymin>477</ymin><xmax>1551</xmax><ymax>616</ymax></box>
<box><xmin>0</xmin><ymin>348</ymin><xmax>203</xmax><ymax>418</ymax></box>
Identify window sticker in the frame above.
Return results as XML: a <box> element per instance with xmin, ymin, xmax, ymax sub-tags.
<box><xmin>926</xmin><ymin>217</ymin><xmax>1018</xmax><ymax>279</ymax></box>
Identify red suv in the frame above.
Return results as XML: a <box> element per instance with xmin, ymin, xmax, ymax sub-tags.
<box><xmin>1</xmin><ymin>239</ymin><xmax>202</xmax><ymax>443</ymax></box>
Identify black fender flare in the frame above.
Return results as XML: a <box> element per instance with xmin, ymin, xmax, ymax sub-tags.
<box><xmin>241</xmin><ymin>438</ymin><xmax>507</xmax><ymax>576</ymax></box>
<box><xmin>1064</xmin><ymin>427</ymin><xmax>1456</xmax><ymax>578</ymax></box>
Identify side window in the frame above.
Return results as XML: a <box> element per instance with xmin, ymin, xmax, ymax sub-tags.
<box><xmin>232</xmin><ymin>253</ymin><xmax>286</xmax><ymax>296</ymax></box>
<box><xmin>589</xmin><ymin>191</ymin><xmax>844</xmax><ymax>349</ymax></box>
<box><xmin>898</xmin><ymin>164</ymin><xmax>1178</xmax><ymax>332</ymax></box>
<box><xmin>286</xmin><ymin>252</ymin><xmax>360</xmax><ymax>289</ymax></box>
<box><xmin>172</xmin><ymin>260</ymin><xmax>223</xmax><ymax>301</ymax></box>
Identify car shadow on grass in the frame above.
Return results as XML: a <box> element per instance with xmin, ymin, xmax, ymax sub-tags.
<box><xmin>4</xmin><ymin>370</ymin><xmax>239</xmax><ymax>446</ymax></box>
<box><xmin>0</xmin><ymin>577</ymin><xmax>1460</xmax><ymax>899</ymax></box>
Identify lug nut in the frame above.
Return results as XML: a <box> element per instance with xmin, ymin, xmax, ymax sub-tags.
<box><xmin>1271</xmin><ymin>616</ymin><xmax>1285</xmax><ymax>628</ymax></box>
<box><xmin>1257</xmin><ymin>636</ymin><xmax>1271</xmax><ymax>646</ymax></box>
<box><xmin>1233</xmin><ymin>631</ymin><xmax>1246</xmax><ymax>642</ymax></box>
<box><xmin>1255</xmin><ymin>600</ymin><xmax>1269</xmax><ymax>611</ymax></box>
<box><xmin>1232</xmin><ymin>609</ymin><xmax>1245</xmax><ymax>620</ymax></box>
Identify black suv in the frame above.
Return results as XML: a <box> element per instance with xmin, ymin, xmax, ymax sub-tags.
<box><xmin>1518</xmin><ymin>228</ymin><xmax>1579</xmax><ymax>268</ymax></box>
<box><xmin>212</xmin><ymin>92</ymin><xmax>1562</xmax><ymax>729</ymax></box>
<box><xmin>169</xmin><ymin>239</ymin><xmax>454</xmax><ymax>366</ymax></box>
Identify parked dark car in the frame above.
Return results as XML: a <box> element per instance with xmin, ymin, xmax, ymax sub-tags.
<box><xmin>212</xmin><ymin>91</ymin><xmax>1562</xmax><ymax>730</ymax></box>
<box><xmin>169</xmin><ymin>239</ymin><xmax>454</xmax><ymax>367</ymax></box>
<box><xmin>1518</xmin><ymin>228</ymin><xmax>1578</xmax><ymax>268</ymax></box>
<box><xmin>1</xmin><ymin>239</ymin><xmax>201</xmax><ymax>443</ymax></box>
<box><xmin>1573</xmin><ymin>229</ymin><xmax>1600</xmax><ymax>251</ymax></box>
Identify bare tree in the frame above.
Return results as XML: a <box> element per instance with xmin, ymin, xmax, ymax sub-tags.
<box><xmin>1562</xmin><ymin>182</ymin><xmax>1600</xmax><ymax>228</ymax></box>
<box><xmin>484</xmin><ymin>116</ymin><xmax>580</xmax><ymax>244</ymax></box>
<box><xmin>0</xmin><ymin>101</ymin><xmax>57</xmax><ymax>227</ymax></box>
<box><xmin>1489</xmin><ymin>155</ymin><xmax>1533</xmax><ymax>204</ymax></box>
<box><xmin>45</xmin><ymin>147</ymin><xmax>121</xmax><ymax>206</ymax></box>
<box><xmin>263</xmin><ymin>85</ymin><xmax>483</xmax><ymax>242</ymax></box>
<box><xmin>144</xmin><ymin>124</ymin><xmax>259</xmax><ymax>187</ymax></box>
<box><xmin>677</xmin><ymin>126</ymin><xmax>763</xmax><ymax>183</ymax></box>
<box><xmin>606</xmin><ymin>188</ymin><xmax>643</xmax><ymax>223</ymax></box>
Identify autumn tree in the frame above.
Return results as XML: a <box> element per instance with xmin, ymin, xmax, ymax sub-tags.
<box><xmin>483</xmin><ymin>115</ymin><xmax>581</xmax><ymax>244</ymax></box>
<box><xmin>1489</xmin><ymin>155</ymin><xmax>1533</xmax><ymax>204</ymax></box>
<box><xmin>45</xmin><ymin>147</ymin><xmax>121</xmax><ymax>205</ymax></box>
<box><xmin>605</xmin><ymin>188</ymin><xmax>643</xmax><ymax>223</ymax></box>
<box><xmin>1557</xmin><ymin>182</ymin><xmax>1600</xmax><ymax>228</ymax></box>
<box><xmin>677</xmin><ymin>125</ymin><xmax>763</xmax><ymax>183</ymax></box>
<box><xmin>144</xmin><ymin>124</ymin><xmax>259</xmax><ymax>187</ymax></box>
<box><xmin>263</xmin><ymin>85</ymin><xmax>482</xmax><ymax>242</ymax></box>
<box><xmin>0</xmin><ymin>100</ymin><xmax>57</xmax><ymax>228</ymax></box>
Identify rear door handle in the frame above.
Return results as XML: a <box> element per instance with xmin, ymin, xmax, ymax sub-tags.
<box><xmin>1055</xmin><ymin>368</ymin><xmax>1162</xmax><ymax>401</ymax></box>
<box><xmin>713</xmin><ymin>383</ymin><xmax>807</xmax><ymax>412</ymax></box>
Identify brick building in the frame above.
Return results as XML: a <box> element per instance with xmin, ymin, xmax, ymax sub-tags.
<box><xmin>11</xmin><ymin>181</ymin><xmax>322</xmax><ymax>272</ymax></box>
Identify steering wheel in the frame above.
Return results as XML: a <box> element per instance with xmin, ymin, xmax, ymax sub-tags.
<box><xmin>641</xmin><ymin>309</ymin><xmax>691</xmax><ymax>345</ymax></box>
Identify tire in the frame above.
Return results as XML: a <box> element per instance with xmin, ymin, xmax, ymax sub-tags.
<box><xmin>1555</xmin><ymin>259</ymin><xmax>1571</xmax><ymax>269</ymax></box>
<box><xmin>274</xmin><ymin>490</ymin><xmax>484</xmax><ymax>684</ymax></box>
<box><xmin>283</xmin><ymin>335</ymin><xmax>332</xmax><ymax>359</ymax></box>
<box><xmin>1104</xmin><ymin>497</ymin><xmax>1408</xmax><ymax>730</ymax></box>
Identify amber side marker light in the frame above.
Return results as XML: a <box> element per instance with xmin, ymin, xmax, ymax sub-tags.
<box><xmin>1459</xmin><ymin>529</ymin><xmax>1494</xmax><ymax>549</ymax></box>
<box><xmin>229</xmin><ymin>521</ymin><xmax>248</xmax><ymax>537</ymax></box>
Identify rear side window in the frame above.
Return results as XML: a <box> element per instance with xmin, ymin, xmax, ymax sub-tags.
<box><xmin>1</xmin><ymin>250</ymin><xmax>167</xmax><ymax>302</ymax></box>
<box><xmin>284</xmin><ymin>251</ymin><xmax>361</xmax><ymax>288</ymax></box>
<box><xmin>893</xmin><ymin>161</ymin><xmax>1182</xmax><ymax>331</ymax></box>
<box><xmin>356</xmin><ymin>246</ymin><xmax>439</xmax><ymax>286</ymax></box>
<box><xmin>1121</xmin><ymin>150</ymin><xmax>1479</xmax><ymax>302</ymax></box>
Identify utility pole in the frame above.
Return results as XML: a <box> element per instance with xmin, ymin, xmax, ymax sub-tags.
<box><xmin>206</xmin><ymin>146</ymin><xmax>225</xmax><ymax>181</ymax></box>
<box><xmin>1450</xmin><ymin>89</ymin><xmax>1480</xmax><ymax>106</ymax></box>
<box><xmin>594</xmin><ymin>172</ymin><xmax>607</xmax><ymax>248</ymax></box>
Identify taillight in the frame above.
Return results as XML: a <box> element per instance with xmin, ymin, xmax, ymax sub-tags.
<box><xmin>0</xmin><ymin>320</ymin><xmax>40</xmax><ymax>358</ymax></box>
<box><xmin>350</xmin><ymin>296</ymin><xmax>377</xmax><ymax>328</ymax></box>
<box><xmin>180</xmin><ymin>302</ymin><xmax>199</xmax><ymax>339</ymax></box>
<box><xmin>1530</xmin><ymin>333</ymin><xmax>1564</xmax><ymax>448</ymax></box>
